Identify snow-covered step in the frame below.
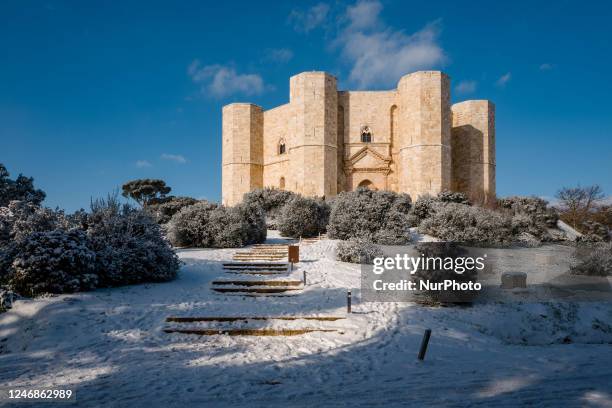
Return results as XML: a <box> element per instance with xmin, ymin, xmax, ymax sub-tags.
<box><xmin>166</xmin><ymin>316</ymin><xmax>345</xmax><ymax>322</ymax></box>
<box><xmin>224</xmin><ymin>270</ymin><xmax>287</xmax><ymax>275</ymax></box>
<box><xmin>212</xmin><ymin>280</ymin><xmax>303</xmax><ymax>287</ymax></box>
<box><xmin>235</xmin><ymin>255</ymin><xmax>288</xmax><ymax>258</ymax></box>
<box><xmin>163</xmin><ymin>328</ymin><xmax>340</xmax><ymax>336</ymax></box>
<box><xmin>222</xmin><ymin>262</ymin><xmax>289</xmax><ymax>269</ymax></box>
<box><xmin>211</xmin><ymin>286</ymin><xmax>302</xmax><ymax>294</ymax></box>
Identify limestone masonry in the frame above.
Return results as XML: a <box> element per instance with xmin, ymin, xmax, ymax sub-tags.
<box><xmin>222</xmin><ymin>71</ymin><xmax>495</xmax><ymax>206</ymax></box>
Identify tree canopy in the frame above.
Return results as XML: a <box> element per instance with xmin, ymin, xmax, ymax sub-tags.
<box><xmin>121</xmin><ymin>179</ymin><xmax>171</xmax><ymax>207</ymax></box>
<box><xmin>0</xmin><ymin>163</ymin><xmax>46</xmax><ymax>207</ymax></box>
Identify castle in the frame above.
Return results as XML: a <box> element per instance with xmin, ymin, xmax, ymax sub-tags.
<box><xmin>222</xmin><ymin>71</ymin><xmax>495</xmax><ymax>206</ymax></box>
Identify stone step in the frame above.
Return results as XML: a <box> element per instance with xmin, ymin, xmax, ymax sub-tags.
<box><xmin>223</xmin><ymin>262</ymin><xmax>289</xmax><ymax>267</ymax></box>
<box><xmin>234</xmin><ymin>254</ymin><xmax>287</xmax><ymax>258</ymax></box>
<box><xmin>166</xmin><ymin>316</ymin><xmax>345</xmax><ymax>323</ymax></box>
<box><xmin>163</xmin><ymin>328</ymin><xmax>339</xmax><ymax>336</ymax></box>
<box><xmin>223</xmin><ymin>267</ymin><xmax>289</xmax><ymax>272</ymax></box>
<box><xmin>212</xmin><ymin>280</ymin><xmax>302</xmax><ymax>287</ymax></box>
<box><xmin>224</xmin><ymin>270</ymin><xmax>287</xmax><ymax>275</ymax></box>
<box><xmin>211</xmin><ymin>287</ymin><xmax>302</xmax><ymax>294</ymax></box>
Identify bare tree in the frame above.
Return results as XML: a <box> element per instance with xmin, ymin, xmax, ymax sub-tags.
<box><xmin>556</xmin><ymin>184</ymin><xmax>605</xmax><ymax>228</ymax></box>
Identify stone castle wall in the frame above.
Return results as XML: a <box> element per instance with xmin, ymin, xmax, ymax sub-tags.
<box><xmin>221</xmin><ymin>70</ymin><xmax>496</xmax><ymax>206</ymax></box>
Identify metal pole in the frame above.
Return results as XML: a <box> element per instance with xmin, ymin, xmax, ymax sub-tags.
<box><xmin>418</xmin><ymin>329</ymin><xmax>432</xmax><ymax>360</ymax></box>
<box><xmin>303</xmin><ymin>270</ymin><xmax>307</xmax><ymax>285</ymax></box>
<box><xmin>347</xmin><ymin>290</ymin><xmax>352</xmax><ymax>313</ymax></box>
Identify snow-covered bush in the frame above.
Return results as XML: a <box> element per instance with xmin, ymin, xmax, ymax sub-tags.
<box><xmin>1</xmin><ymin>201</ymin><xmax>68</xmax><ymax>244</ymax></box>
<box><xmin>411</xmin><ymin>194</ymin><xmax>440</xmax><ymax>223</ymax></box>
<box><xmin>327</xmin><ymin>188</ymin><xmax>412</xmax><ymax>244</ymax></box>
<box><xmin>167</xmin><ymin>201</ymin><xmax>219</xmax><ymax>247</ymax></box>
<box><xmin>336</xmin><ymin>239</ymin><xmax>383</xmax><ymax>264</ymax></box>
<box><xmin>235</xmin><ymin>199</ymin><xmax>267</xmax><ymax>244</ymax></box>
<box><xmin>7</xmin><ymin>229</ymin><xmax>98</xmax><ymax>296</ymax></box>
<box><xmin>0</xmin><ymin>207</ymin><xmax>12</xmax><ymax>245</ymax></box>
<box><xmin>243</xmin><ymin>188</ymin><xmax>297</xmax><ymax>228</ymax></box>
<box><xmin>148</xmin><ymin>196</ymin><xmax>198</xmax><ymax>224</ymax></box>
<box><xmin>411</xmin><ymin>242</ymin><xmax>478</xmax><ymax>304</ymax></box>
<box><xmin>498</xmin><ymin>196</ymin><xmax>559</xmax><ymax>228</ymax></box>
<box><xmin>167</xmin><ymin>200</ymin><xmax>266</xmax><ymax>248</ymax></box>
<box><xmin>570</xmin><ymin>243</ymin><xmax>612</xmax><ymax>276</ymax></box>
<box><xmin>437</xmin><ymin>190</ymin><xmax>471</xmax><ymax>205</ymax></box>
<box><xmin>0</xmin><ymin>163</ymin><xmax>46</xmax><ymax>207</ymax></box>
<box><xmin>509</xmin><ymin>213</ymin><xmax>549</xmax><ymax>243</ymax></box>
<box><xmin>276</xmin><ymin>196</ymin><xmax>329</xmax><ymax>238</ymax></box>
<box><xmin>87</xmin><ymin>202</ymin><xmax>180</xmax><ymax>286</ymax></box>
<box><xmin>0</xmin><ymin>289</ymin><xmax>15</xmax><ymax>312</ymax></box>
<box><xmin>419</xmin><ymin>203</ymin><xmax>513</xmax><ymax>245</ymax></box>
<box><xmin>577</xmin><ymin>221</ymin><xmax>610</xmax><ymax>243</ymax></box>
<box><xmin>411</xmin><ymin>191</ymin><xmax>471</xmax><ymax>224</ymax></box>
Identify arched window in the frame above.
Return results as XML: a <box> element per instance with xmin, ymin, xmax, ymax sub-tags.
<box><xmin>361</xmin><ymin>126</ymin><xmax>372</xmax><ymax>143</ymax></box>
<box><xmin>279</xmin><ymin>177</ymin><xmax>286</xmax><ymax>189</ymax></box>
<box><xmin>358</xmin><ymin>179</ymin><xmax>374</xmax><ymax>189</ymax></box>
<box><xmin>278</xmin><ymin>139</ymin><xmax>286</xmax><ymax>155</ymax></box>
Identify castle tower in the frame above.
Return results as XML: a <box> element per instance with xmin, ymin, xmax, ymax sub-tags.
<box><xmin>221</xmin><ymin>103</ymin><xmax>263</xmax><ymax>206</ymax></box>
<box><xmin>451</xmin><ymin>100</ymin><xmax>496</xmax><ymax>203</ymax></box>
<box><xmin>288</xmin><ymin>72</ymin><xmax>338</xmax><ymax>197</ymax></box>
<box><xmin>397</xmin><ymin>71</ymin><xmax>452</xmax><ymax>199</ymax></box>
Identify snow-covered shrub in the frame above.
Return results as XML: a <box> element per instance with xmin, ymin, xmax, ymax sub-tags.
<box><xmin>276</xmin><ymin>196</ymin><xmax>329</xmax><ymax>238</ymax></box>
<box><xmin>419</xmin><ymin>203</ymin><xmax>513</xmax><ymax>245</ymax></box>
<box><xmin>327</xmin><ymin>188</ymin><xmax>412</xmax><ymax>244</ymax></box>
<box><xmin>0</xmin><ymin>289</ymin><xmax>15</xmax><ymax>311</ymax></box>
<box><xmin>336</xmin><ymin>239</ymin><xmax>383</xmax><ymax>264</ymax></box>
<box><xmin>411</xmin><ymin>242</ymin><xmax>478</xmax><ymax>304</ymax></box>
<box><xmin>87</xmin><ymin>203</ymin><xmax>180</xmax><ymax>286</ymax></box>
<box><xmin>571</xmin><ymin>243</ymin><xmax>612</xmax><ymax>276</ymax></box>
<box><xmin>498</xmin><ymin>196</ymin><xmax>559</xmax><ymax>228</ymax></box>
<box><xmin>8</xmin><ymin>229</ymin><xmax>98</xmax><ymax>296</ymax></box>
<box><xmin>0</xmin><ymin>207</ymin><xmax>12</xmax><ymax>245</ymax></box>
<box><xmin>411</xmin><ymin>191</ymin><xmax>471</xmax><ymax>224</ymax></box>
<box><xmin>243</xmin><ymin>188</ymin><xmax>297</xmax><ymax>228</ymax></box>
<box><xmin>509</xmin><ymin>213</ymin><xmax>549</xmax><ymax>243</ymax></box>
<box><xmin>0</xmin><ymin>163</ymin><xmax>46</xmax><ymax>207</ymax></box>
<box><xmin>167</xmin><ymin>201</ymin><xmax>219</xmax><ymax>247</ymax></box>
<box><xmin>167</xmin><ymin>200</ymin><xmax>266</xmax><ymax>248</ymax></box>
<box><xmin>411</xmin><ymin>194</ymin><xmax>440</xmax><ymax>223</ymax></box>
<box><xmin>147</xmin><ymin>196</ymin><xmax>198</xmax><ymax>224</ymax></box>
<box><xmin>437</xmin><ymin>190</ymin><xmax>471</xmax><ymax>205</ymax></box>
<box><xmin>3</xmin><ymin>201</ymin><xmax>68</xmax><ymax>243</ymax></box>
<box><xmin>577</xmin><ymin>221</ymin><xmax>610</xmax><ymax>243</ymax></box>
<box><xmin>235</xmin><ymin>200</ymin><xmax>267</xmax><ymax>244</ymax></box>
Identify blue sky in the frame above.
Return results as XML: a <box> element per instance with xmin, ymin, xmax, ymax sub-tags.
<box><xmin>1</xmin><ymin>0</ymin><xmax>611</xmax><ymax>211</ymax></box>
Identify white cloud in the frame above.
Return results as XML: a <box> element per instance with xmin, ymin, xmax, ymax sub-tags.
<box><xmin>135</xmin><ymin>160</ymin><xmax>152</xmax><ymax>168</ymax></box>
<box><xmin>264</xmin><ymin>48</ymin><xmax>294</xmax><ymax>63</ymax></box>
<box><xmin>188</xmin><ymin>60</ymin><xmax>265</xmax><ymax>98</ymax></box>
<box><xmin>496</xmin><ymin>72</ymin><xmax>511</xmax><ymax>87</ymax></box>
<box><xmin>161</xmin><ymin>153</ymin><xmax>188</xmax><ymax>164</ymax></box>
<box><xmin>288</xmin><ymin>3</ymin><xmax>330</xmax><ymax>33</ymax></box>
<box><xmin>455</xmin><ymin>80</ymin><xmax>477</xmax><ymax>94</ymax></box>
<box><xmin>345</xmin><ymin>0</ymin><xmax>381</xmax><ymax>30</ymax></box>
<box><xmin>335</xmin><ymin>0</ymin><xmax>446</xmax><ymax>88</ymax></box>
<box><xmin>539</xmin><ymin>63</ymin><xmax>553</xmax><ymax>71</ymax></box>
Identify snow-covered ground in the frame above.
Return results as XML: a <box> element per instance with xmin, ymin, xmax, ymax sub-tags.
<box><xmin>1</xmin><ymin>232</ymin><xmax>612</xmax><ymax>407</ymax></box>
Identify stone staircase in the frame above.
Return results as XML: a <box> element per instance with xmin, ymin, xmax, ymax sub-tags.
<box><xmin>164</xmin><ymin>238</ymin><xmax>346</xmax><ymax>336</ymax></box>
<box><xmin>213</xmin><ymin>260</ymin><xmax>300</xmax><ymax>295</ymax></box>
<box><xmin>299</xmin><ymin>233</ymin><xmax>327</xmax><ymax>245</ymax></box>
<box><xmin>232</xmin><ymin>244</ymin><xmax>289</xmax><ymax>262</ymax></box>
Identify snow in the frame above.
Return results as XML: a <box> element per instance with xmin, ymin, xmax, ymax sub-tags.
<box><xmin>1</xmin><ymin>231</ymin><xmax>611</xmax><ymax>407</ymax></box>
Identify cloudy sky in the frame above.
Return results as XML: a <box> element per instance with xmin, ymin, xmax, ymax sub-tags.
<box><xmin>1</xmin><ymin>0</ymin><xmax>611</xmax><ymax>210</ymax></box>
